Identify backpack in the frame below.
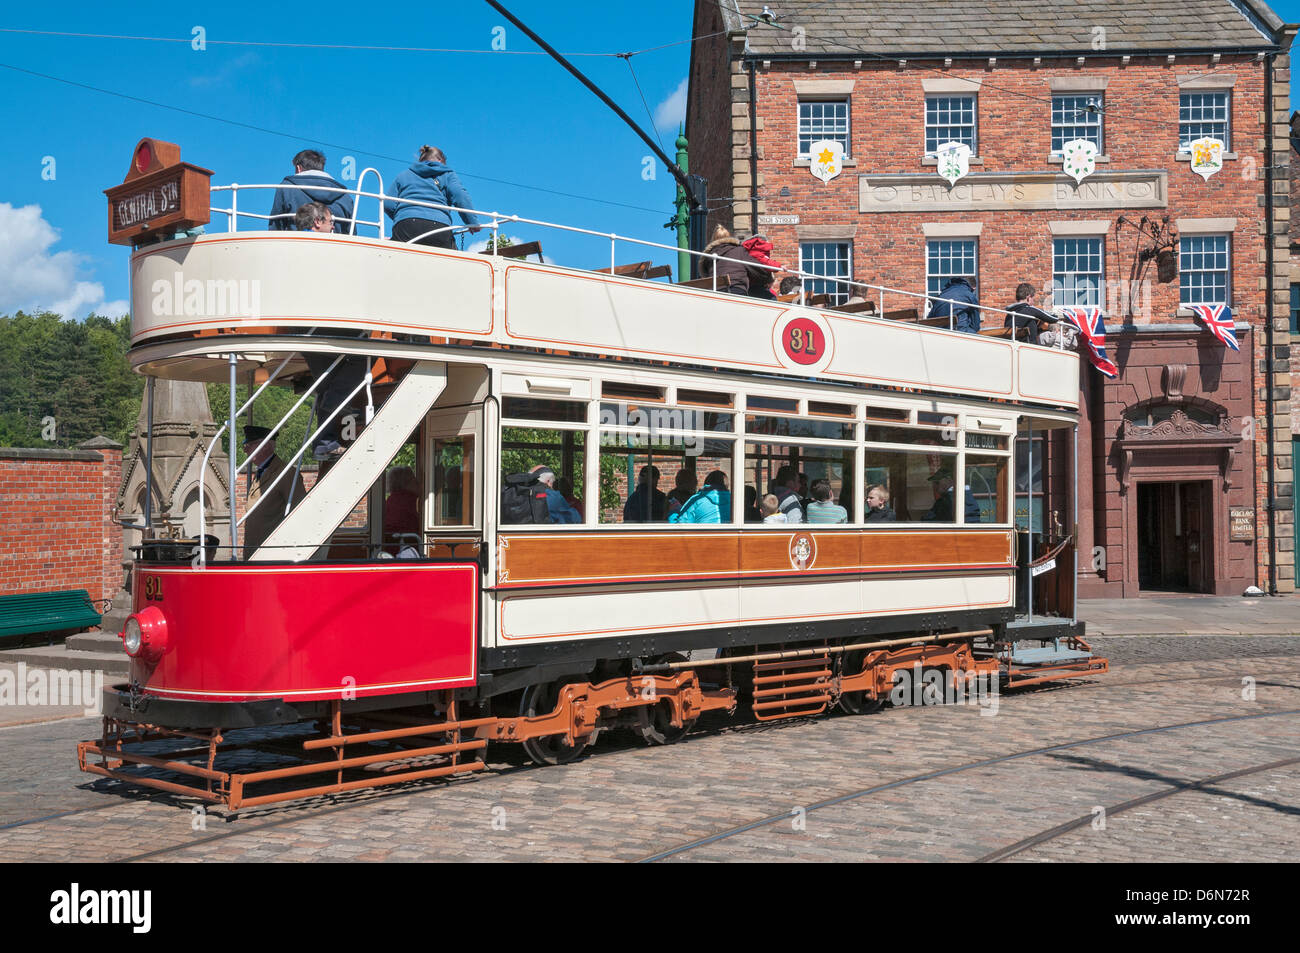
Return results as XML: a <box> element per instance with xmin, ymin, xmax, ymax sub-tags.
<box><xmin>502</xmin><ymin>473</ymin><xmax>552</xmax><ymax>524</ymax></box>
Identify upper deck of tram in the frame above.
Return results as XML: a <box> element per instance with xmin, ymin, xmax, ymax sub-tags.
<box><xmin>122</xmin><ymin>177</ymin><xmax>1082</xmax><ymax>414</ymax></box>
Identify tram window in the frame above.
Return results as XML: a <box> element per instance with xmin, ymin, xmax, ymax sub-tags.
<box><xmin>601</xmin><ymin>381</ymin><xmax>665</xmax><ymax>403</ymax></box>
<box><xmin>677</xmin><ymin>388</ymin><xmax>734</xmax><ymax>408</ymax></box>
<box><xmin>501</xmin><ymin>397</ymin><xmax>587</xmax><ymax>424</ymax></box>
<box><xmin>746</xmin><ymin>414</ymin><xmax>854</xmax><ymax>441</ymax></box>
<box><xmin>865</xmin><ymin>424</ymin><xmax>958</xmax><ymax>448</ymax></box>
<box><xmin>865</xmin><ymin>406</ymin><xmax>909</xmax><ymax>423</ymax></box>
<box><xmin>600</xmin><ymin>403</ymin><xmax>733</xmax><ymax>434</ymax></box>
<box><xmin>598</xmin><ymin>441</ymin><xmax>734</xmax><ymax>524</ymax></box>
<box><xmin>747</xmin><ymin>395</ymin><xmax>800</xmax><ymax>414</ymax></box>
<box><xmin>746</xmin><ymin>442</ymin><xmax>854</xmax><ymax>522</ymax></box>
<box><xmin>501</xmin><ymin>427</ymin><xmax>586</xmax><ymax>524</ymax></box>
<box><xmin>864</xmin><ymin>449</ymin><xmax>960</xmax><ymax>523</ymax></box>
<box><xmin>966</xmin><ymin>454</ymin><xmax>1009</xmax><ymax>524</ymax></box>
<box><xmin>807</xmin><ymin>400</ymin><xmax>855</xmax><ymax>418</ymax></box>
<box><xmin>431</xmin><ymin>438</ymin><xmax>474</xmax><ymax>526</ymax></box>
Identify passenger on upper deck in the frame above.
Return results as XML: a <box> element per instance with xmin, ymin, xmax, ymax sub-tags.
<box><xmin>805</xmin><ymin>479</ymin><xmax>848</xmax><ymax>524</ymax></box>
<box><xmin>269</xmin><ymin>150</ymin><xmax>354</xmax><ymax>233</ymax></box>
<box><xmin>740</xmin><ymin>234</ymin><xmax>782</xmax><ymax>299</ymax></box>
<box><xmin>779</xmin><ymin>276</ymin><xmax>806</xmax><ymax>304</ymax></box>
<box><xmin>385</xmin><ymin>146</ymin><xmax>483</xmax><ymax>248</ymax></box>
<box><xmin>699</xmin><ymin>225</ymin><xmax>766</xmax><ymax>296</ymax></box>
<box><xmin>927</xmin><ymin>276</ymin><xmax>981</xmax><ymax>334</ymax></box>
<box><xmin>623</xmin><ymin>465</ymin><xmax>668</xmax><ymax>522</ymax></box>
<box><xmin>241</xmin><ymin>425</ymin><xmax>307</xmax><ymax>559</ymax></box>
<box><xmin>295</xmin><ymin>202</ymin><xmax>334</xmax><ymax>233</ymax></box>
<box><xmin>1004</xmin><ymin>282</ymin><xmax>1058</xmax><ymax>343</ymax></box>
<box><xmin>768</xmin><ymin>465</ymin><xmax>804</xmax><ymax>523</ymax></box>
<box><xmin>668</xmin><ymin>471</ymin><xmax>731</xmax><ymax>524</ymax></box>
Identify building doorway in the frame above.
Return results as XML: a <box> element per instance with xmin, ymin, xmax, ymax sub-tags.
<box><xmin>1136</xmin><ymin>481</ymin><xmax>1213</xmax><ymax>592</ymax></box>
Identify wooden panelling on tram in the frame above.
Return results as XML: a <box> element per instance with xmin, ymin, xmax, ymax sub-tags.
<box><xmin>495</xmin><ymin>529</ymin><xmax>1015</xmax><ymax>588</ymax></box>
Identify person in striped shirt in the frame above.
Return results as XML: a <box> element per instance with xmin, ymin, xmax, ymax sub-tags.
<box><xmin>805</xmin><ymin>479</ymin><xmax>848</xmax><ymax>524</ymax></box>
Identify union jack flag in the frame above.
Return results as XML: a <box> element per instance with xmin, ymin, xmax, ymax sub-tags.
<box><xmin>1188</xmin><ymin>303</ymin><xmax>1240</xmax><ymax>352</ymax></box>
<box><xmin>1057</xmin><ymin>306</ymin><xmax>1118</xmax><ymax>378</ymax></box>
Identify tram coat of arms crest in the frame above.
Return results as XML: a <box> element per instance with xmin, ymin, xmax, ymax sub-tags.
<box><xmin>1189</xmin><ymin>137</ymin><xmax>1224</xmax><ymax>181</ymax></box>
<box><xmin>808</xmin><ymin>140</ymin><xmax>844</xmax><ymax>184</ymax></box>
<box><xmin>1060</xmin><ymin>138</ymin><xmax>1098</xmax><ymax>184</ymax></box>
<box><xmin>934</xmin><ymin>141</ymin><xmax>971</xmax><ymax>186</ymax></box>
<box><xmin>788</xmin><ymin>533</ymin><xmax>817</xmax><ymax>571</ymax></box>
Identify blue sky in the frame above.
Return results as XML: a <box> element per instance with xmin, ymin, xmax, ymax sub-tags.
<box><xmin>2</xmin><ymin>0</ymin><xmax>1299</xmax><ymax>318</ymax></box>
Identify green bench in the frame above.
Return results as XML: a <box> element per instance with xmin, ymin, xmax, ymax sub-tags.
<box><xmin>0</xmin><ymin>589</ymin><xmax>104</xmax><ymax>643</ymax></box>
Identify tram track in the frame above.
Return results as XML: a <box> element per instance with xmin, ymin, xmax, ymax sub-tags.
<box><xmin>635</xmin><ymin>708</ymin><xmax>1300</xmax><ymax>862</ymax></box>
<box><xmin>2</xmin><ymin>665</ymin><xmax>1297</xmax><ymax>859</ymax></box>
<box><xmin>974</xmin><ymin>754</ymin><xmax>1300</xmax><ymax>863</ymax></box>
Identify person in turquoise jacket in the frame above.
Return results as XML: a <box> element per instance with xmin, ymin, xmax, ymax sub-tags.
<box><xmin>668</xmin><ymin>470</ymin><xmax>732</xmax><ymax>524</ymax></box>
<box><xmin>385</xmin><ymin>145</ymin><xmax>483</xmax><ymax>248</ymax></box>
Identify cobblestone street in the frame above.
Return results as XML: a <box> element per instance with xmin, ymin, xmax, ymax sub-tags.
<box><xmin>1</xmin><ymin>635</ymin><xmax>1297</xmax><ymax>862</ymax></box>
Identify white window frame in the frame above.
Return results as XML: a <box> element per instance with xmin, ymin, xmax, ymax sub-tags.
<box><xmin>1052</xmin><ymin>236</ymin><xmax>1105</xmax><ymax>308</ymax></box>
<box><xmin>799</xmin><ymin>241</ymin><xmax>854</xmax><ymax>306</ymax></box>
<box><xmin>1178</xmin><ymin>90</ymin><xmax>1231</xmax><ymax>152</ymax></box>
<box><xmin>797</xmin><ymin>98</ymin><xmax>851</xmax><ymax>159</ymax></box>
<box><xmin>925</xmin><ymin>95</ymin><xmax>977</xmax><ymax>154</ymax></box>
<box><xmin>925</xmin><ymin>238</ymin><xmax>979</xmax><ymax>302</ymax></box>
<box><xmin>1178</xmin><ymin>234</ymin><xmax>1231</xmax><ymax>307</ymax></box>
<box><xmin>1050</xmin><ymin>93</ymin><xmax>1103</xmax><ymax>154</ymax></box>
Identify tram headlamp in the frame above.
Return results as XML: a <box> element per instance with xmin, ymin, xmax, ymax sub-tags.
<box><xmin>121</xmin><ymin>607</ymin><xmax>168</xmax><ymax>660</ymax></box>
<box><xmin>122</xmin><ymin>618</ymin><xmax>142</xmax><ymax>656</ymax></box>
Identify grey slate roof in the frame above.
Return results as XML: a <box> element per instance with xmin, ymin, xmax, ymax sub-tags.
<box><xmin>720</xmin><ymin>0</ymin><xmax>1288</xmax><ymax>56</ymax></box>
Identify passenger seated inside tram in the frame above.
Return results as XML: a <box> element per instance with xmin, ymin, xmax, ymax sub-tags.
<box><xmin>924</xmin><ymin>467</ymin><xmax>981</xmax><ymax>523</ymax></box>
<box><xmin>744</xmin><ymin>485</ymin><xmax>762</xmax><ymax>522</ymax></box>
<box><xmin>666</xmin><ymin>469</ymin><xmax>697</xmax><ymax>517</ymax></box>
<box><xmin>865</xmin><ymin>484</ymin><xmax>897</xmax><ymax>522</ymax></box>
<box><xmin>295</xmin><ymin>202</ymin><xmax>334</xmax><ymax>233</ymax></box>
<box><xmin>555</xmin><ymin>476</ymin><xmax>583</xmax><ymax>513</ymax></box>
<box><xmin>531</xmin><ymin>465</ymin><xmax>581</xmax><ymax>523</ymax></box>
<box><xmin>805</xmin><ymin>479</ymin><xmax>848</xmax><ymax>523</ymax></box>
<box><xmin>623</xmin><ymin>464</ymin><xmax>667</xmax><ymax>522</ymax></box>
<box><xmin>383</xmin><ymin>466</ymin><xmax>421</xmax><ymax>553</ymax></box>
<box><xmin>761</xmin><ymin>494</ymin><xmax>786</xmax><ymax>524</ymax></box>
<box><xmin>768</xmin><ymin>465</ymin><xmax>804</xmax><ymax>523</ymax></box>
<box><xmin>668</xmin><ymin>470</ymin><xmax>731</xmax><ymax>524</ymax></box>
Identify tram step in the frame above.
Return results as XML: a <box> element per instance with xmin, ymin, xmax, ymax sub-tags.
<box><xmin>1007</xmin><ymin>647</ymin><xmax>1094</xmax><ymax>665</ymax></box>
<box><xmin>751</xmin><ymin>653</ymin><xmax>832</xmax><ymax>722</ymax></box>
<box><xmin>0</xmin><ymin>642</ymin><xmax>130</xmax><ymax>677</ymax></box>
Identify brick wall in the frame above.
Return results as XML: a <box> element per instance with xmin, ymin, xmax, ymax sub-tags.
<box><xmin>0</xmin><ymin>441</ymin><xmax>123</xmax><ymax>604</ymax></box>
<box><xmin>689</xmin><ymin>36</ymin><xmax>1295</xmax><ymax>592</ymax></box>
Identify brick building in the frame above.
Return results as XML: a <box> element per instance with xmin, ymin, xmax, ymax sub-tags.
<box><xmin>0</xmin><ymin>439</ymin><xmax>125</xmax><ymax>606</ymax></box>
<box><xmin>687</xmin><ymin>0</ymin><xmax>1296</xmax><ymax>596</ymax></box>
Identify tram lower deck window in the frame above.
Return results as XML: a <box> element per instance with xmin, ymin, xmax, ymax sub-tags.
<box><xmin>864</xmin><ymin>449</ymin><xmax>964</xmax><ymax>523</ymax></box>
<box><xmin>599</xmin><ymin>441</ymin><xmax>734</xmax><ymax>524</ymax></box>
<box><xmin>501</xmin><ymin>427</ymin><xmax>587</xmax><ymax>524</ymax></box>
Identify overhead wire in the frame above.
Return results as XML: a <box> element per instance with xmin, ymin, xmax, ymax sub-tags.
<box><xmin>0</xmin><ymin>60</ymin><xmax>668</xmax><ymax>215</ymax></box>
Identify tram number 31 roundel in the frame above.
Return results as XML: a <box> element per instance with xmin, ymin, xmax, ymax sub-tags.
<box><xmin>773</xmin><ymin>312</ymin><xmax>834</xmax><ymax>373</ymax></box>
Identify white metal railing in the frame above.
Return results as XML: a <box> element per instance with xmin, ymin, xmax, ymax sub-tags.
<box><xmin>206</xmin><ymin>180</ymin><xmax>1077</xmax><ymax>345</ymax></box>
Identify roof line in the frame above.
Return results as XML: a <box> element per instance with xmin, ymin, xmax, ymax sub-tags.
<box><xmin>1233</xmin><ymin>0</ymin><xmax>1285</xmax><ymax>37</ymax></box>
<box><xmin>741</xmin><ymin>44</ymin><xmax>1282</xmax><ymax>62</ymax></box>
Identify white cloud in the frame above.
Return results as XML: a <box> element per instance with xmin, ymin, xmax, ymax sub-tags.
<box><xmin>654</xmin><ymin>77</ymin><xmax>688</xmax><ymax>132</ymax></box>
<box><xmin>0</xmin><ymin>203</ymin><xmax>128</xmax><ymax>319</ymax></box>
<box><xmin>189</xmin><ymin>51</ymin><xmax>260</xmax><ymax>88</ymax></box>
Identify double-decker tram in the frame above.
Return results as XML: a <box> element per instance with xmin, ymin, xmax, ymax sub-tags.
<box><xmin>81</xmin><ymin>148</ymin><xmax>1106</xmax><ymax>809</ymax></box>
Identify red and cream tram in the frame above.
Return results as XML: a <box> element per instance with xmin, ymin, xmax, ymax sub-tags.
<box><xmin>81</xmin><ymin>143</ymin><xmax>1106</xmax><ymax>809</ymax></box>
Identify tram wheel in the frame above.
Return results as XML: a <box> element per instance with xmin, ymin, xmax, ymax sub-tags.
<box><xmin>837</xmin><ymin>650</ymin><xmax>886</xmax><ymax>715</ymax></box>
<box><xmin>519</xmin><ymin>679</ymin><xmax>595</xmax><ymax>767</ymax></box>
<box><xmin>633</xmin><ymin>655</ymin><xmax>697</xmax><ymax>745</ymax></box>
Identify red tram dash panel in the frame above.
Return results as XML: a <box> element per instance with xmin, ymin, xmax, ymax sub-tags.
<box><xmin>129</xmin><ymin>563</ymin><xmax>478</xmax><ymax>702</ymax></box>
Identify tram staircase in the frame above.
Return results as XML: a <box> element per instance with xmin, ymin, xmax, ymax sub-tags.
<box><xmin>250</xmin><ymin>360</ymin><xmax>447</xmax><ymax>562</ymax></box>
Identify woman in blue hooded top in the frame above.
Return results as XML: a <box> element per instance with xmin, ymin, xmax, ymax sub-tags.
<box><xmin>668</xmin><ymin>470</ymin><xmax>732</xmax><ymax>524</ymax></box>
<box><xmin>385</xmin><ymin>146</ymin><xmax>483</xmax><ymax>248</ymax></box>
